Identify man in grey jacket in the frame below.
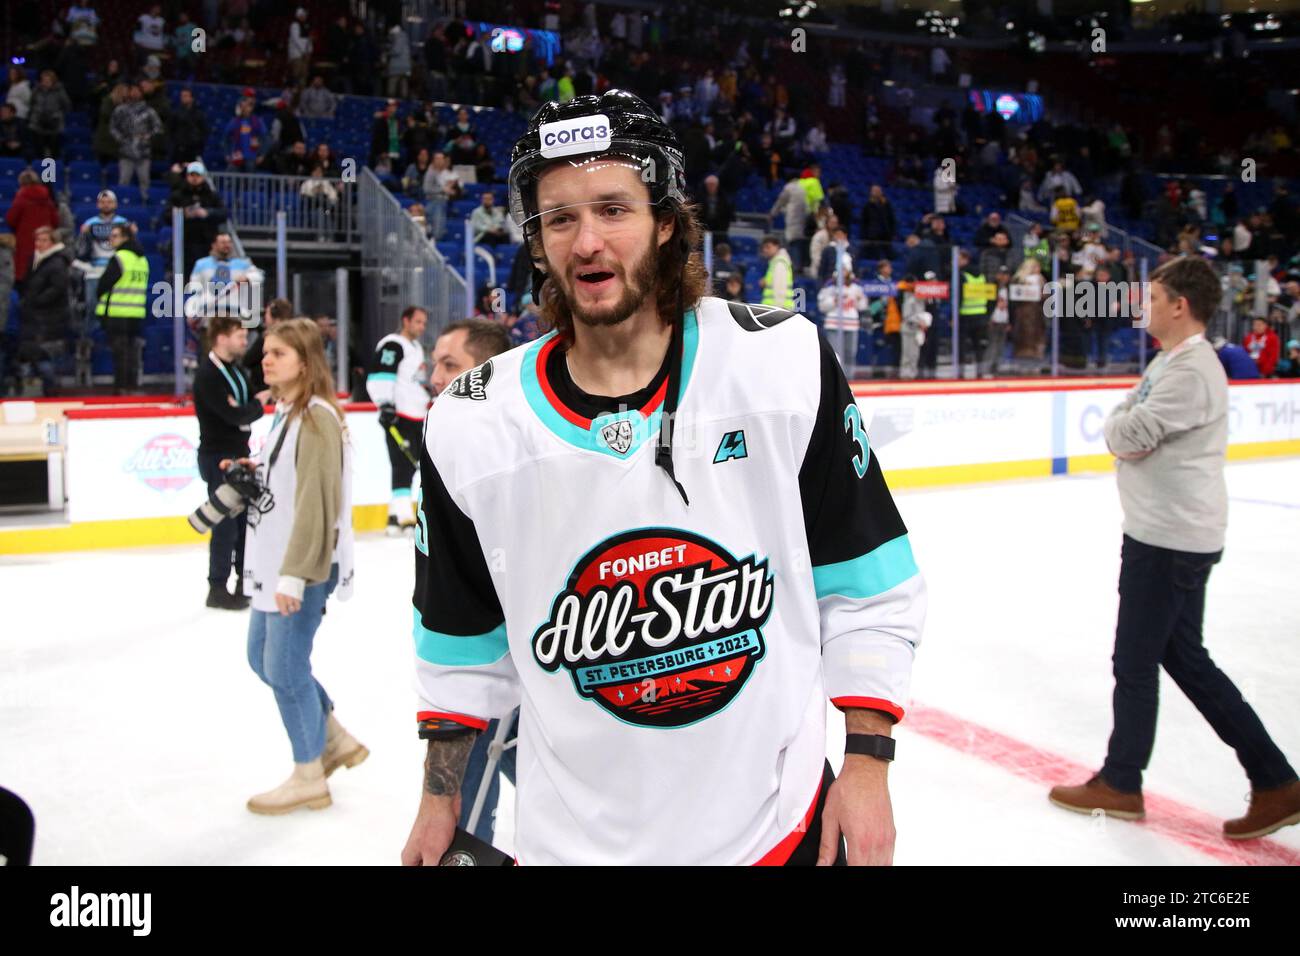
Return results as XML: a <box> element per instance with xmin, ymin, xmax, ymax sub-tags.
<box><xmin>769</xmin><ymin>175</ymin><xmax>809</xmax><ymax>274</ymax></box>
<box><xmin>110</xmin><ymin>84</ymin><xmax>162</xmax><ymax>193</ymax></box>
<box><xmin>28</xmin><ymin>70</ymin><xmax>71</xmax><ymax>160</ymax></box>
<box><xmin>1050</xmin><ymin>257</ymin><xmax>1300</xmax><ymax>840</ymax></box>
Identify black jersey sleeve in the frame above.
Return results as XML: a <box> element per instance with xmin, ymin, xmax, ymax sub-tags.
<box><xmin>366</xmin><ymin>340</ymin><xmax>404</xmax><ymax>406</ymax></box>
<box><xmin>798</xmin><ymin>334</ymin><xmax>925</xmax><ymax>723</ymax></box>
<box><xmin>411</xmin><ymin>435</ymin><xmax>518</xmax><ymax>736</ymax></box>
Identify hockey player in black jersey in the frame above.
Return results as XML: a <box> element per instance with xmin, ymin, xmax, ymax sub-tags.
<box><xmin>402</xmin><ymin>91</ymin><xmax>926</xmax><ymax>866</ymax></box>
<box><xmin>367</xmin><ymin>306</ymin><xmax>430</xmax><ymax>533</ymax></box>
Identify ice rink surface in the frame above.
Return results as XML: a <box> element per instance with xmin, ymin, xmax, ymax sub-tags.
<box><xmin>3</xmin><ymin>458</ymin><xmax>1298</xmax><ymax>865</ymax></box>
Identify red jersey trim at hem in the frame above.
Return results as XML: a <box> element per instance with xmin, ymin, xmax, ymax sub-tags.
<box><xmin>752</xmin><ymin>773</ymin><xmax>824</xmax><ymax>866</ymax></box>
<box><xmin>513</xmin><ymin>774</ymin><xmax>823</xmax><ymax>866</ymax></box>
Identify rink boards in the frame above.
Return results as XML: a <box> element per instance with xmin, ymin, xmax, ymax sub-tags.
<box><xmin>2</xmin><ymin>379</ymin><xmax>1298</xmax><ymax>555</ymax></box>
<box><xmin>850</xmin><ymin>377</ymin><xmax>1300</xmax><ymax>487</ymax></box>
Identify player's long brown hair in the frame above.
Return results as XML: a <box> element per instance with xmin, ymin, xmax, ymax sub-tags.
<box><xmin>264</xmin><ymin>318</ymin><xmax>347</xmax><ymax>435</ymax></box>
<box><xmin>528</xmin><ymin>200</ymin><xmax>711</xmax><ymax>345</ymax></box>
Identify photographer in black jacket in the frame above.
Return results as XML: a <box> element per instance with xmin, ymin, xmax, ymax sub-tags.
<box><xmin>195</xmin><ymin>315</ymin><xmax>269</xmax><ymax>610</ymax></box>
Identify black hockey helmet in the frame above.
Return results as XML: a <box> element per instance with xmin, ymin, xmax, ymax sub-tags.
<box><xmin>507</xmin><ymin>89</ymin><xmax>687</xmax><ymax>229</ymax></box>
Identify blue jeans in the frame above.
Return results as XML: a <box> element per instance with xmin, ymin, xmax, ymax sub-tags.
<box><xmin>459</xmin><ymin>710</ymin><xmax>518</xmax><ymax>843</ymax></box>
<box><xmin>247</xmin><ymin>564</ymin><xmax>339</xmax><ymax>763</ymax></box>
<box><xmin>1102</xmin><ymin>536</ymin><xmax>1297</xmax><ymax>793</ymax></box>
<box><xmin>427</xmin><ymin>195</ymin><xmax>447</xmax><ymax>241</ymax></box>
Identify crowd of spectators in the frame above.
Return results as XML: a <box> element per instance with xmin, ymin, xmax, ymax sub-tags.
<box><xmin>4</xmin><ymin>0</ymin><xmax>1300</xmax><ymax>392</ymax></box>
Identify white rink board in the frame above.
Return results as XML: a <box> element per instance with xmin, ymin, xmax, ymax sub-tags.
<box><xmin>856</xmin><ymin>390</ymin><xmax>1054</xmax><ymax>470</ymax></box>
<box><xmin>60</xmin><ymin>381</ymin><xmax>1300</xmax><ymax>524</ymax></box>
<box><xmin>66</xmin><ymin>410</ymin><xmax>393</xmax><ymax>523</ymax></box>
<box><xmin>1063</xmin><ymin>382</ymin><xmax>1300</xmax><ymax>458</ymax></box>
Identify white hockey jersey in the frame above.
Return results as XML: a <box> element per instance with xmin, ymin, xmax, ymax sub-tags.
<box><xmin>413</xmin><ymin>296</ymin><xmax>926</xmax><ymax>865</ymax></box>
<box><xmin>367</xmin><ymin>333</ymin><xmax>429</xmax><ymax>421</ymax></box>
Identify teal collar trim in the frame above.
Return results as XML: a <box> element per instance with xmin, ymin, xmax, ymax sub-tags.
<box><xmin>520</xmin><ymin>308</ymin><xmax>699</xmax><ymax>458</ymax></box>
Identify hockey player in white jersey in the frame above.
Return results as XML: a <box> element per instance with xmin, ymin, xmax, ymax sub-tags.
<box><xmin>401</xmin><ymin>91</ymin><xmax>926</xmax><ymax>866</ymax></box>
<box><xmin>366</xmin><ymin>305</ymin><xmax>430</xmax><ymax>532</ymax></box>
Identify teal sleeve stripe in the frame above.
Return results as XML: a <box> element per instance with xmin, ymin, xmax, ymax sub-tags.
<box><xmin>413</xmin><ymin>608</ymin><xmax>509</xmax><ymax>666</ymax></box>
<box><xmin>812</xmin><ymin>534</ymin><xmax>918</xmax><ymax>600</ymax></box>
<box><xmin>368</xmin><ymin>372</ymin><xmax>397</xmax><ymax>382</ymax></box>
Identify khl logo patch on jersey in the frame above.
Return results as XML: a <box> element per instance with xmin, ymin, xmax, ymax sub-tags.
<box><xmin>600</xmin><ymin>419</ymin><xmax>634</xmax><ymax>455</ymax></box>
<box><xmin>531</xmin><ymin>529</ymin><xmax>772</xmax><ymax>728</ymax></box>
<box><xmin>713</xmin><ymin>429</ymin><xmax>748</xmax><ymax>463</ymax></box>
<box><xmin>447</xmin><ymin>360</ymin><xmax>493</xmax><ymax>401</ymax></box>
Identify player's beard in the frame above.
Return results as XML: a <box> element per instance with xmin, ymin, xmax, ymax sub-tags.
<box><xmin>554</xmin><ymin>239</ymin><xmax>659</xmax><ymax>329</ymax></box>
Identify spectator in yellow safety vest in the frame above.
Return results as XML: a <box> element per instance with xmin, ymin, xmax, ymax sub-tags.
<box><xmin>957</xmin><ymin>248</ymin><xmax>992</xmax><ymax>379</ymax></box>
<box><xmin>758</xmin><ymin>235</ymin><xmax>795</xmax><ymax>311</ymax></box>
<box><xmin>96</xmin><ymin>223</ymin><xmax>150</xmax><ymax>394</ymax></box>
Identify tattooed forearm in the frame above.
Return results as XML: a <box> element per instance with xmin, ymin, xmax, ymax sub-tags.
<box><xmin>423</xmin><ymin>733</ymin><xmax>477</xmax><ymax>796</ymax></box>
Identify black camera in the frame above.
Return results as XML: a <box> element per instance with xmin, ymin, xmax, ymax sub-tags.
<box><xmin>188</xmin><ymin>462</ymin><xmax>274</xmax><ymax>533</ymax></box>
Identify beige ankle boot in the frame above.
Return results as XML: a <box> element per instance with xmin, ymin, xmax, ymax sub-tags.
<box><xmin>247</xmin><ymin>759</ymin><xmax>331</xmax><ymax>815</ymax></box>
<box><xmin>321</xmin><ymin>713</ymin><xmax>370</xmax><ymax>778</ymax></box>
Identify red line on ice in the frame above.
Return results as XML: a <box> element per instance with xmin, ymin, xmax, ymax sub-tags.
<box><xmin>906</xmin><ymin>703</ymin><xmax>1300</xmax><ymax>866</ymax></box>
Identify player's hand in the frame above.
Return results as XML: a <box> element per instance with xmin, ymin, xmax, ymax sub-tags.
<box><xmin>275</xmin><ymin>592</ymin><xmax>301</xmax><ymax>616</ymax></box>
<box><xmin>818</xmin><ymin>756</ymin><xmax>895</xmax><ymax>866</ymax></box>
<box><xmin>401</xmin><ymin>792</ymin><xmax>459</xmax><ymax>866</ymax></box>
<box><xmin>378</xmin><ymin>403</ymin><xmax>397</xmax><ymax>428</ymax></box>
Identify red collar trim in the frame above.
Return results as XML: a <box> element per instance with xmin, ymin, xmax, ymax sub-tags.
<box><xmin>536</xmin><ymin>335</ymin><xmax>669</xmax><ymax>428</ymax></box>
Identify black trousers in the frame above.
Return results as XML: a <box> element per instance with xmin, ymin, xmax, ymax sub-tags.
<box><xmin>104</xmin><ymin>316</ymin><xmax>141</xmax><ymax>391</ymax></box>
<box><xmin>1088</xmin><ymin>316</ymin><xmax>1111</xmax><ymax>368</ymax></box>
<box><xmin>958</xmin><ymin>314</ymin><xmax>987</xmax><ymax>367</ymax></box>
<box><xmin>1101</xmin><ymin>535</ymin><xmax>1297</xmax><ymax>793</ymax></box>
<box><xmin>385</xmin><ymin>416</ymin><xmax>423</xmax><ymax>492</ymax></box>
<box><xmin>198</xmin><ymin>450</ymin><xmax>247</xmax><ymax>588</ymax></box>
<box><xmin>784</xmin><ymin>761</ymin><xmax>848</xmax><ymax>866</ymax></box>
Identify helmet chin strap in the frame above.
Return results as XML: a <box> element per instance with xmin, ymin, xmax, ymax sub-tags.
<box><xmin>655</xmin><ymin>281</ymin><xmax>690</xmax><ymax>508</ymax></box>
<box><xmin>655</xmin><ymin>231</ymin><xmax>692</xmax><ymax>508</ymax></box>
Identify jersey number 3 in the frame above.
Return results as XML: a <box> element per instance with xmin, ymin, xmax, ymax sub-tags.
<box><xmin>843</xmin><ymin>402</ymin><xmax>870</xmax><ymax>479</ymax></box>
<box><xmin>415</xmin><ymin>488</ymin><xmax>429</xmax><ymax>555</ymax></box>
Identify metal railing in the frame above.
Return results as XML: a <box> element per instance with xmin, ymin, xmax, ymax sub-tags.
<box><xmin>1006</xmin><ymin>212</ymin><xmax>1165</xmax><ymax>267</ymax></box>
<box><xmin>208</xmin><ymin>171</ymin><xmax>357</xmax><ymax>241</ymax></box>
<box><xmin>358</xmin><ymin>167</ymin><xmax>467</xmax><ymax>346</ymax></box>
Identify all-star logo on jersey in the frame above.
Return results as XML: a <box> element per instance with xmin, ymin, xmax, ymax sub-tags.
<box><xmin>447</xmin><ymin>360</ymin><xmax>493</xmax><ymax>400</ymax></box>
<box><xmin>531</xmin><ymin>529</ymin><xmax>772</xmax><ymax>728</ymax></box>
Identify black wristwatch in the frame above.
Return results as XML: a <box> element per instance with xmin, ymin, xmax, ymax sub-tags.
<box><xmin>845</xmin><ymin>733</ymin><xmax>896</xmax><ymax>762</ymax></box>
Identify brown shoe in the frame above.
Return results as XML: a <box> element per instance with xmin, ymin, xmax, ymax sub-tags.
<box><xmin>1224</xmin><ymin>781</ymin><xmax>1300</xmax><ymax>840</ymax></box>
<box><xmin>1049</xmin><ymin>773</ymin><xmax>1145</xmax><ymax>820</ymax></box>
